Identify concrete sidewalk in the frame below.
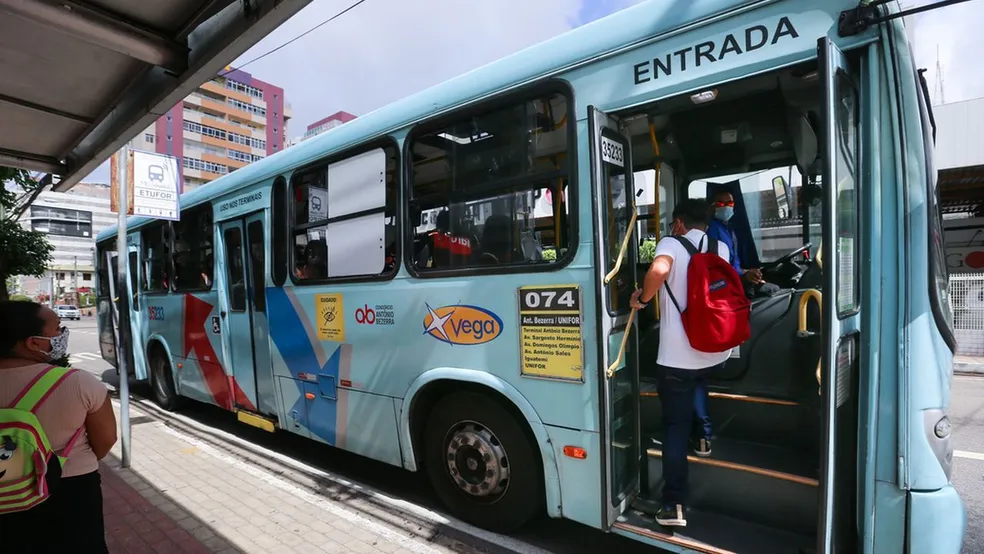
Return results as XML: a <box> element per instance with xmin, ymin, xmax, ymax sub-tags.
<box><xmin>100</xmin><ymin>399</ymin><xmax>492</xmax><ymax>554</ymax></box>
<box><xmin>955</xmin><ymin>355</ymin><xmax>984</xmax><ymax>374</ymax></box>
<box><xmin>102</xmin><ymin>462</ymin><xmax>218</xmax><ymax>553</ymax></box>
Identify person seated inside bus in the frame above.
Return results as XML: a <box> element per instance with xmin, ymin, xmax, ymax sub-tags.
<box><xmin>706</xmin><ymin>190</ymin><xmax>780</xmax><ymax>297</ymax></box>
<box><xmin>478</xmin><ymin>214</ymin><xmax>524</xmax><ymax>265</ymax></box>
<box><xmin>296</xmin><ymin>239</ymin><xmax>327</xmax><ymax>280</ymax></box>
<box><xmin>201</xmin><ymin>254</ymin><xmax>213</xmax><ymax>288</ymax></box>
<box><xmin>418</xmin><ymin>210</ymin><xmax>473</xmax><ymax>268</ymax></box>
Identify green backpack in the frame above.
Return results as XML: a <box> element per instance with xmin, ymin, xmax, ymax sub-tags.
<box><xmin>0</xmin><ymin>365</ymin><xmax>84</xmax><ymax>514</ymax></box>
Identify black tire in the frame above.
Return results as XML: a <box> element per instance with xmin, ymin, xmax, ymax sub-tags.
<box><xmin>424</xmin><ymin>391</ymin><xmax>543</xmax><ymax>533</ymax></box>
<box><xmin>150</xmin><ymin>352</ymin><xmax>180</xmax><ymax>411</ymax></box>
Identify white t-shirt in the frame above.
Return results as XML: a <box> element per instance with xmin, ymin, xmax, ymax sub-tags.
<box><xmin>654</xmin><ymin>229</ymin><xmax>735</xmax><ymax>370</ymax></box>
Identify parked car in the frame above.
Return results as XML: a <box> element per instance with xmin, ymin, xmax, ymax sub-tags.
<box><xmin>55</xmin><ymin>304</ymin><xmax>81</xmax><ymax>320</ymax></box>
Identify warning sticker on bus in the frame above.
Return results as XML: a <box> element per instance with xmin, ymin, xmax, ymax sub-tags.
<box><xmin>518</xmin><ymin>284</ymin><xmax>583</xmax><ymax>382</ymax></box>
<box><xmin>315</xmin><ymin>293</ymin><xmax>345</xmax><ymax>342</ymax></box>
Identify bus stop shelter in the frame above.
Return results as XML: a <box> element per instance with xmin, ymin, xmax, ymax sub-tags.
<box><xmin>0</xmin><ymin>0</ymin><xmax>313</xmax><ymax>192</ymax></box>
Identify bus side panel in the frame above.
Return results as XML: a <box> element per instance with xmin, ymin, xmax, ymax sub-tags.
<box><xmin>544</xmin><ymin>424</ymin><xmax>602</xmax><ymax>528</ymax></box>
<box><xmin>167</xmin><ymin>291</ymin><xmax>232</xmax><ymax>409</ymax></box>
<box><xmin>907</xmin><ymin>486</ymin><xmax>965</xmax><ymax>554</ymax></box>
<box><xmin>260</xmin><ymin>265</ymin><xmax>600</xmax><ymax>460</ymax></box>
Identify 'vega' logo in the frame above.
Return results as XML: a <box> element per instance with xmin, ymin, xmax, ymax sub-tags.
<box><xmin>423</xmin><ymin>304</ymin><xmax>503</xmax><ymax>345</ymax></box>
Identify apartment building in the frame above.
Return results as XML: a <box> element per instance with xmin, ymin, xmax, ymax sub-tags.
<box><xmin>301</xmin><ymin>111</ymin><xmax>357</xmax><ymax>142</ymax></box>
<box><xmin>16</xmin><ymin>183</ymin><xmax>115</xmax><ymax>303</ymax></box>
<box><xmin>131</xmin><ymin>68</ymin><xmax>291</xmax><ymax>192</ymax></box>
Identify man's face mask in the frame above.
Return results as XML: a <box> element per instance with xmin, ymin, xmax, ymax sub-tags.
<box><xmin>714</xmin><ymin>206</ymin><xmax>735</xmax><ymax>222</ymax></box>
<box><xmin>713</xmin><ymin>199</ymin><xmax>736</xmax><ymax>223</ymax></box>
<box><xmin>32</xmin><ymin>327</ymin><xmax>70</xmax><ymax>362</ymax></box>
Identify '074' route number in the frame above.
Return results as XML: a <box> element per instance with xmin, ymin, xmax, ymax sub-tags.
<box><xmin>521</xmin><ymin>286</ymin><xmax>580</xmax><ymax>312</ymax></box>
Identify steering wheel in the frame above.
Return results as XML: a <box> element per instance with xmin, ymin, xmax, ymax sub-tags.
<box><xmin>760</xmin><ymin>243</ymin><xmax>813</xmax><ymax>272</ymax></box>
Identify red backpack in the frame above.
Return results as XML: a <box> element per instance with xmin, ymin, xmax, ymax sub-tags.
<box><xmin>664</xmin><ymin>235</ymin><xmax>751</xmax><ymax>353</ymax></box>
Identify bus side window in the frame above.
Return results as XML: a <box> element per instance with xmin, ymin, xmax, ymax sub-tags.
<box><xmin>172</xmin><ymin>205</ymin><xmax>214</xmax><ymax>291</ymax></box>
<box><xmin>408</xmin><ymin>89</ymin><xmax>574</xmax><ymax>273</ymax></box>
<box><xmin>141</xmin><ymin>223</ymin><xmax>170</xmax><ymax>293</ymax></box>
<box><xmin>291</xmin><ymin>143</ymin><xmax>398</xmax><ymax>282</ymax></box>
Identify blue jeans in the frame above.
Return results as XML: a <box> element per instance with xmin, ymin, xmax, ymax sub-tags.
<box><xmin>656</xmin><ymin>363</ymin><xmax>720</xmax><ymax>506</ymax></box>
<box><xmin>693</xmin><ymin>379</ymin><xmax>712</xmax><ymax>440</ymax></box>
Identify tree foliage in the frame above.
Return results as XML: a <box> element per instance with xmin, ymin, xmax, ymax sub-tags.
<box><xmin>0</xmin><ymin>166</ymin><xmax>54</xmax><ymax>301</ymax></box>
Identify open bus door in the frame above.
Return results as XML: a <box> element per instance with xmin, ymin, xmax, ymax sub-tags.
<box><xmin>126</xmin><ymin>233</ymin><xmax>147</xmax><ymax>380</ymax></box>
<box><xmin>817</xmin><ymin>37</ymin><xmax>863</xmax><ymax>554</ymax></box>
<box><xmin>588</xmin><ymin>106</ymin><xmax>642</xmax><ymax>528</ymax></box>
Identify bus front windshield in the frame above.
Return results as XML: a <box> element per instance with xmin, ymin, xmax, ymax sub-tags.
<box><xmin>688</xmin><ymin>166</ymin><xmax>822</xmax><ymax>264</ymax></box>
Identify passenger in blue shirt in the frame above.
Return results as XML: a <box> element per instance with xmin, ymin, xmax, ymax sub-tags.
<box><xmin>706</xmin><ymin>190</ymin><xmax>765</xmax><ymax>286</ymax></box>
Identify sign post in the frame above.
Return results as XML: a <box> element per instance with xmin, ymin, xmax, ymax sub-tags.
<box><xmin>110</xmin><ymin>143</ymin><xmax>133</xmax><ymax>469</ymax></box>
<box><xmin>109</xmin><ymin>146</ymin><xmax>180</xmax><ymax>469</ymax></box>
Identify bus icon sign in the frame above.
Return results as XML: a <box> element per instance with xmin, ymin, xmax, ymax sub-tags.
<box><xmin>148</xmin><ymin>164</ymin><xmax>164</xmax><ymax>182</ymax></box>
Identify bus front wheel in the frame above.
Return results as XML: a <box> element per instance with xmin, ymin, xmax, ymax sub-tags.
<box><xmin>424</xmin><ymin>391</ymin><xmax>543</xmax><ymax>533</ymax></box>
<box><xmin>150</xmin><ymin>353</ymin><xmax>179</xmax><ymax>412</ymax></box>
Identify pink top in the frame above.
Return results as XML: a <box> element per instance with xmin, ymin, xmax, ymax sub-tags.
<box><xmin>0</xmin><ymin>364</ymin><xmax>108</xmax><ymax>477</ymax></box>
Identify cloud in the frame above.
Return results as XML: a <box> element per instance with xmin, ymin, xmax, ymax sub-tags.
<box><xmin>906</xmin><ymin>0</ymin><xmax>984</xmax><ymax>104</ymax></box>
<box><xmin>80</xmin><ymin>0</ymin><xmax>982</xmax><ymax>185</ymax></box>
<box><xmin>233</xmin><ymin>0</ymin><xmax>591</xmax><ymax>138</ymax></box>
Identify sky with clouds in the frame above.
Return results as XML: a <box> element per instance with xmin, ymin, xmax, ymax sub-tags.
<box><xmin>81</xmin><ymin>0</ymin><xmax>984</xmax><ymax>184</ymax></box>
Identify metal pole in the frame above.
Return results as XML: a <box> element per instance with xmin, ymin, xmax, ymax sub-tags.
<box><xmin>115</xmin><ymin>144</ymin><xmax>132</xmax><ymax>469</ymax></box>
<box><xmin>49</xmin><ymin>272</ymin><xmax>54</xmax><ymax>308</ymax></box>
<box><xmin>73</xmin><ymin>256</ymin><xmax>78</xmax><ymax>307</ymax></box>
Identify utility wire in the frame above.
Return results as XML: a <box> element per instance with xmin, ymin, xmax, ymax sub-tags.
<box><xmin>219</xmin><ymin>0</ymin><xmax>369</xmax><ymax>76</ymax></box>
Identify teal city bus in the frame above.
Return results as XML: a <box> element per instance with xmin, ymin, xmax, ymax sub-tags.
<box><xmin>96</xmin><ymin>0</ymin><xmax>965</xmax><ymax>551</ymax></box>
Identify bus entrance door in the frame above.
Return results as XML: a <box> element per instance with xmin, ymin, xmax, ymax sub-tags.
<box><xmin>589</xmin><ymin>105</ymin><xmax>642</xmax><ymax>528</ymax></box>
<box><xmin>817</xmin><ymin>37</ymin><xmax>863</xmax><ymax>554</ymax></box>
<box><xmin>218</xmin><ymin>211</ymin><xmax>277</xmax><ymax>417</ymax></box>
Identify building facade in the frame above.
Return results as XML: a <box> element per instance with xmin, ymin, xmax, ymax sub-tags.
<box><xmin>132</xmin><ymin>68</ymin><xmax>291</xmax><ymax>192</ymax></box>
<box><xmin>15</xmin><ymin>183</ymin><xmax>115</xmax><ymax>305</ymax></box>
<box><xmin>301</xmin><ymin>111</ymin><xmax>357</xmax><ymax>142</ymax></box>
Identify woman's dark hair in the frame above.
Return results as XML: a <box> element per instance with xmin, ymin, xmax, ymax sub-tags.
<box><xmin>0</xmin><ymin>300</ymin><xmax>46</xmax><ymax>357</ymax></box>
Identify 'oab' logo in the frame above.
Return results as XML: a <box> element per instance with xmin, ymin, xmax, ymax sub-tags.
<box><xmin>423</xmin><ymin>303</ymin><xmax>503</xmax><ymax>345</ymax></box>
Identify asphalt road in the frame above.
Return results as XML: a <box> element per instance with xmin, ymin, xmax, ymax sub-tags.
<box><xmin>64</xmin><ymin>319</ymin><xmax>983</xmax><ymax>553</ymax></box>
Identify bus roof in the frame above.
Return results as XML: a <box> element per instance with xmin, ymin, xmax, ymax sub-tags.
<box><xmin>98</xmin><ymin>0</ymin><xmax>860</xmax><ymax>242</ymax></box>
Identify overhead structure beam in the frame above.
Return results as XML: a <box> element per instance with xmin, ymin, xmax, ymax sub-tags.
<box><xmin>0</xmin><ymin>92</ymin><xmax>94</xmax><ymax>124</ymax></box>
<box><xmin>0</xmin><ymin>147</ymin><xmax>66</xmax><ymax>175</ymax></box>
<box><xmin>0</xmin><ymin>0</ymin><xmax>188</xmax><ymax>73</ymax></box>
<box><xmin>51</xmin><ymin>0</ymin><xmax>316</xmax><ymax>192</ymax></box>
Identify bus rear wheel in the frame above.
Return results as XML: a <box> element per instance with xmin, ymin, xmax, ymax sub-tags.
<box><xmin>424</xmin><ymin>391</ymin><xmax>543</xmax><ymax>533</ymax></box>
<box><xmin>150</xmin><ymin>353</ymin><xmax>179</xmax><ymax>412</ymax></box>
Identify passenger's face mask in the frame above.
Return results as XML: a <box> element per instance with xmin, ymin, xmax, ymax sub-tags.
<box><xmin>32</xmin><ymin>327</ymin><xmax>70</xmax><ymax>362</ymax></box>
<box><xmin>714</xmin><ymin>206</ymin><xmax>735</xmax><ymax>222</ymax></box>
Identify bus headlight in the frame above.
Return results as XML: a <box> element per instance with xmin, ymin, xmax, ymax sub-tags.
<box><xmin>924</xmin><ymin>409</ymin><xmax>953</xmax><ymax>481</ymax></box>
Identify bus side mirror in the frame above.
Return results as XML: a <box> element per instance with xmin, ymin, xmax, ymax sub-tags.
<box><xmin>772</xmin><ymin>176</ymin><xmax>792</xmax><ymax>220</ymax></box>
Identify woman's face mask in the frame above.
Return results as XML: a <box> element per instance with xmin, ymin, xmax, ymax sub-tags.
<box><xmin>31</xmin><ymin>327</ymin><xmax>70</xmax><ymax>362</ymax></box>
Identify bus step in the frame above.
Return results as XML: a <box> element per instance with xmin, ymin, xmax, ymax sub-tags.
<box><xmin>645</xmin><ymin>435</ymin><xmax>818</xmax><ymax>536</ymax></box>
<box><xmin>237</xmin><ymin>410</ymin><xmax>277</xmax><ymax>433</ymax></box>
<box><xmin>614</xmin><ymin>503</ymin><xmax>812</xmax><ymax>554</ymax></box>
<box><xmin>640</xmin><ymin>383</ymin><xmax>821</xmax><ymax>454</ymax></box>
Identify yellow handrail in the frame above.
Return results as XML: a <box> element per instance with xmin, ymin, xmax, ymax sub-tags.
<box><xmin>797</xmin><ymin>289</ymin><xmax>822</xmax><ymax>334</ymax></box>
<box><xmin>604</xmin><ymin>211</ymin><xmax>639</xmax><ymax>285</ymax></box>
<box><xmin>797</xmin><ymin>289</ymin><xmax>823</xmax><ymax>394</ymax></box>
<box><xmin>648</xmin><ymin>123</ymin><xmax>662</xmax><ymax>319</ymax></box>
<box><xmin>607</xmin><ymin>308</ymin><xmax>637</xmax><ymax>378</ymax></box>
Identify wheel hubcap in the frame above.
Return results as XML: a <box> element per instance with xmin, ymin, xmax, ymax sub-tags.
<box><xmin>445</xmin><ymin>422</ymin><xmax>509</xmax><ymax>501</ymax></box>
